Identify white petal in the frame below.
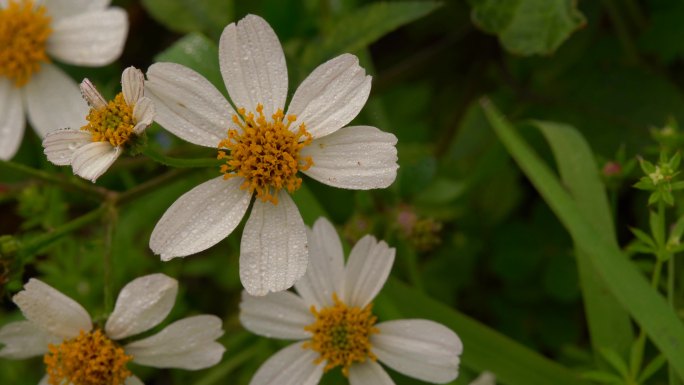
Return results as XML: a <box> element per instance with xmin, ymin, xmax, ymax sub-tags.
<box><xmin>302</xmin><ymin>125</ymin><xmax>398</xmax><ymax>190</ymax></box>
<box><xmin>132</xmin><ymin>97</ymin><xmax>154</xmax><ymax>134</ymax></box>
<box><xmin>349</xmin><ymin>360</ymin><xmax>395</xmax><ymax>385</ymax></box>
<box><xmin>24</xmin><ymin>63</ymin><xmax>88</xmax><ymax>137</ymax></box>
<box><xmin>47</xmin><ymin>8</ymin><xmax>128</xmax><ymax>66</ymax></box>
<box><xmin>240</xmin><ymin>192</ymin><xmax>308</xmax><ymax>296</ymax></box>
<box><xmin>125</xmin><ymin>375</ymin><xmax>144</xmax><ymax>385</ymax></box>
<box><xmin>150</xmin><ymin>176</ymin><xmax>251</xmax><ymax>260</ymax></box>
<box><xmin>122</xmin><ymin>67</ymin><xmax>144</xmax><ymax>106</ymax></box>
<box><xmin>371</xmin><ymin>319</ymin><xmax>463</xmax><ymax>384</ymax></box>
<box><xmin>146</xmin><ymin>62</ymin><xmax>234</xmax><ymax>147</ymax></box>
<box><xmin>219</xmin><ymin>14</ymin><xmax>287</xmax><ymax>116</ymax></box>
<box><xmin>42</xmin><ymin>129</ymin><xmax>92</xmax><ymax>166</ymax></box>
<box><xmin>70</xmin><ymin>141</ymin><xmax>120</xmax><ymax>182</ymax></box>
<box><xmin>0</xmin><ymin>78</ymin><xmax>25</xmax><ymax>160</ymax></box>
<box><xmin>79</xmin><ymin>78</ymin><xmax>106</xmax><ymax>109</ymax></box>
<box><xmin>342</xmin><ymin>235</ymin><xmax>395</xmax><ymax>307</ymax></box>
<box><xmin>470</xmin><ymin>372</ymin><xmax>496</xmax><ymax>385</ymax></box>
<box><xmin>38</xmin><ymin>375</ymin><xmax>49</xmax><ymax>385</ymax></box>
<box><xmin>0</xmin><ymin>321</ymin><xmax>54</xmax><ymax>359</ymax></box>
<box><xmin>288</xmin><ymin>54</ymin><xmax>371</xmax><ymax>139</ymax></box>
<box><xmin>44</xmin><ymin>0</ymin><xmax>110</xmax><ymax>20</ymax></box>
<box><xmin>125</xmin><ymin>315</ymin><xmax>225</xmax><ymax>370</ymax></box>
<box><xmin>294</xmin><ymin>217</ymin><xmax>345</xmax><ymax>308</ymax></box>
<box><xmin>239</xmin><ymin>291</ymin><xmax>313</xmax><ymax>340</ymax></box>
<box><xmin>12</xmin><ymin>279</ymin><xmax>92</xmax><ymax>339</ymax></box>
<box><xmin>249</xmin><ymin>342</ymin><xmax>323</xmax><ymax>385</ymax></box>
<box><xmin>105</xmin><ymin>274</ymin><xmax>178</xmax><ymax>340</ymax></box>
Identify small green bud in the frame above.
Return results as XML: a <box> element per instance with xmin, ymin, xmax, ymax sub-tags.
<box><xmin>0</xmin><ymin>235</ymin><xmax>20</xmax><ymax>259</ymax></box>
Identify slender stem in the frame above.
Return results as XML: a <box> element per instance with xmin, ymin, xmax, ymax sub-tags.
<box><xmin>18</xmin><ymin>205</ymin><xmax>108</xmax><ymax>258</ymax></box>
<box><xmin>624</xmin><ymin>0</ymin><xmax>647</xmax><ymax>30</ymax></box>
<box><xmin>601</xmin><ymin>0</ymin><xmax>639</xmax><ymax>64</ymax></box>
<box><xmin>142</xmin><ymin>146</ymin><xmax>222</xmax><ymax>168</ymax></box>
<box><xmin>668</xmin><ymin>256</ymin><xmax>680</xmax><ymax>385</ymax></box>
<box><xmin>116</xmin><ymin>168</ymin><xmax>195</xmax><ymax>206</ymax></box>
<box><xmin>192</xmin><ymin>344</ymin><xmax>261</xmax><ymax>385</ymax></box>
<box><xmin>102</xmin><ymin>204</ymin><xmax>117</xmax><ymax>313</ymax></box>
<box><xmin>0</xmin><ymin>160</ymin><xmax>106</xmax><ymax>199</ymax></box>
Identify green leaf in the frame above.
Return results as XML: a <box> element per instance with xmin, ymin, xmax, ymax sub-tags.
<box><xmin>649</xmin><ymin>210</ymin><xmax>665</xmax><ymax>249</ymax></box>
<box><xmin>598</xmin><ymin>348</ymin><xmax>629</xmax><ymax>379</ymax></box>
<box><xmin>141</xmin><ymin>0</ymin><xmax>234</xmax><ymax>38</ymax></box>
<box><xmin>382</xmin><ymin>278</ymin><xmax>591</xmax><ymax>385</ymax></box>
<box><xmin>637</xmin><ymin>354</ymin><xmax>667</xmax><ymax>384</ymax></box>
<box><xmin>533</xmin><ymin>120</ymin><xmax>633</xmax><ymax>356</ymax></box>
<box><xmin>469</xmin><ymin>0</ymin><xmax>586</xmax><ymax>55</ymax></box>
<box><xmin>301</xmin><ymin>1</ymin><xmax>441</xmax><ymax>70</ymax></box>
<box><xmin>154</xmin><ymin>33</ymin><xmax>225</xmax><ymax>93</ymax></box>
<box><xmin>580</xmin><ymin>371</ymin><xmax>624</xmax><ymax>384</ymax></box>
<box><xmin>630</xmin><ymin>228</ymin><xmax>656</xmax><ymax>249</ymax></box>
<box><xmin>481</xmin><ymin>98</ymin><xmax>684</xmax><ymax>380</ymax></box>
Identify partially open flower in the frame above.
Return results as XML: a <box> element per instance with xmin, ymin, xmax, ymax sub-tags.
<box><xmin>0</xmin><ymin>0</ymin><xmax>128</xmax><ymax>160</ymax></box>
<box><xmin>0</xmin><ymin>274</ymin><xmax>225</xmax><ymax>385</ymax></box>
<box><xmin>42</xmin><ymin>67</ymin><xmax>154</xmax><ymax>182</ymax></box>
<box><xmin>240</xmin><ymin>218</ymin><xmax>462</xmax><ymax>385</ymax></box>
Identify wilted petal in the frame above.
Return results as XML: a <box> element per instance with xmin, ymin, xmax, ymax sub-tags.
<box><xmin>149</xmin><ymin>176</ymin><xmax>251</xmax><ymax>260</ymax></box>
<box><xmin>302</xmin><ymin>126</ymin><xmax>398</xmax><ymax>190</ymax></box>
<box><xmin>47</xmin><ymin>8</ymin><xmax>128</xmax><ymax>66</ymax></box>
<box><xmin>239</xmin><ymin>192</ymin><xmax>308</xmax><ymax>296</ymax></box>
<box><xmin>132</xmin><ymin>97</ymin><xmax>154</xmax><ymax>134</ymax></box>
<box><xmin>219</xmin><ymin>14</ymin><xmax>287</xmax><ymax>116</ymax></box>
<box><xmin>248</xmin><ymin>342</ymin><xmax>323</xmax><ymax>385</ymax></box>
<box><xmin>122</xmin><ymin>66</ymin><xmax>144</xmax><ymax>106</ymax></box>
<box><xmin>371</xmin><ymin>319</ymin><xmax>462</xmax><ymax>384</ymax></box>
<box><xmin>13</xmin><ymin>279</ymin><xmax>92</xmax><ymax>339</ymax></box>
<box><xmin>80</xmin><ymin>78</ymin><xmax>106</xmax><ymax>109</ymax></box>
<box><xmin>239</xmin><ymin>291</ymin><xmax>313</xmax><ymax>340</ymax></box>
<box><xmin>294</xmin><ymin>217</ymin><xmax>345</xmax><ymax>309</ymax></box>
<box><xmin>70</xmin><ymin>141</ymin><xmax>121</xmax><ymax>182</ymax></box>
<box><xmin>288</xmin><ymin>54</ymin><xmax>371</xmax><ymax>139</ymax></box>
<box><xmin>342</xmin><ymin>235</ymin><xmax>395</xmax><ymax>307</ymax></box>
<box><xmin>125</xmin><ymin>315</ymin><xmax>225</xmax><ymax>370</ymax></box>
<box><xmin>42</xmin><ymin>129</ymin><xmax>92</xmax><ymax>166</ymax></box>
<box><xmin>105</xmin><ymin>274</ymin><xmax>178</xmax><ymax>340</ymax></box>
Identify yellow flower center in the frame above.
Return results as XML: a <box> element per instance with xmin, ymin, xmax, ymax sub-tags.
<box><xmin>303</xmin><ymin>294</ymin><xmax>379</xmax><ymax>377</ymax></box>
<box><xmin>217</xmin><ymin>104</ymin><xmax>313</xmax><ymax>205</ymax></box>
<box><xmin>43</xmin><ymin>329</ymin><xmax>133</xmax><ymax>385</ymax></box>
<box><xmin>81</xmin><ymin>93</ymin><xmax>136</xmax><ymax>147</ymax></box>
<box><xmin>0</xmin><ymin>0</ymin><xmax>52</xmax><ymax>87</ymax></box>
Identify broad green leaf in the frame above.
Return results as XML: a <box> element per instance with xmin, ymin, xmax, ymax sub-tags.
<box><xmin>533</xmin><ymin>121</ymin><xmax>633</xmax><ymax>356</ymax></box>
<box><xmin>382</xmin><ymin>279</ymin><xmax>591</xmax><ymax>385</ymax></box>
<box><xmin>301</xmin><ymin>1</ymin><xmax>441</xmax><ymax>70</ymax></box>
<box><xmin>598</xmin><ymin>348</ymin><xmax>629</xmax><ymax>378</ymax></box>
<box><xmin>469</xmin><ymin>0</ymin><xmax>586</xmax><ymax>55</ymax></box>
<box><xmin>482</xmin><ymin>99</ymin><xmax>684</xmax><ymax>380</ymax></box>
<box><xmin>141</xmin><ymin>0</ymin><xmax>234</xmax><ymax>38</ymax></box>
<box><xmin>154</xmin><ymin>33</ymin><xmax>225</xmax><ymax>93</ymax></box>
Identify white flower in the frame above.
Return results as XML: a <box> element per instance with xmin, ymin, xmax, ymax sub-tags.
<box><xmin>146</xmin><ymin>14</ymin><xmax>399</xmax><ymax>297</ymax></box>
<box><xmin>0</xmin><ymin>273</ymin><xmax>225</xmax><ymax>385</ymax></box>
<box><xmin>42</xmin><ymin>67</ymin><xmax>155</xmax><ymax>182</ymax></box>
<box><xmin>469</xmin><ymin>371</ymin><xmax>496</xmax><ymax>385</ymax></box>
<box><xmin>239</xmin><ymin>217</ymin><xmax>462</xmax><ymax>385</ymax></box>
<box><xmin>0</xmin><ymin>0</ymin><xmax>128</xmax><ymax>160</ymax></box>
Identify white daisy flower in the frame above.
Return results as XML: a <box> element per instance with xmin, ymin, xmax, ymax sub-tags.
<box><xmin>239</xmin><ymin>217</ymin><xmax>462</xmax><ymax>385</ymax></box>
<box><xmin>42</xmin><ymin>66</ymin><xmax>155</xmax><ymax>182</ymax></box>
<box><xmin>145</xmin><ymin>14</ymin><xmax>399</xmax><ymax>297</ymax></box>
<box><xmin>470</xmin><ymin>371</ymin><xmax>496</xmax><ymax>385</ymax></box>
<box><xmin>0</xmin><ymin>273</ymin><xmax>225</xmax><ymax>385</ymax></box>
<box><xmin>0</xmin><ymin>0</ymin><xmax>128</xmax><ymax>160</ymax></box>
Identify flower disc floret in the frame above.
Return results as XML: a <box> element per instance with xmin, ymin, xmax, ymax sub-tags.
<box><xmin>303</xmin><ymin>293</ymin><xmax>379</xmax><ymax>376</ymax></box>
<box><xmin>81</xmin><ymin>93</ymin><xmax>135</xmax><ymax>147</ymax></box>
<box><xmin>218</xmin><ymin>104</ymin><xmax>313</xmax><ymax>205</ymax></box>
<box><xmin>43</xmin><ymin>329</ymin><xmax>133</xmax><ymax>385</ymax></box>
<box><xmin>0</xmin><ymin>0</ymin><xmax>52</xmax><ymax>86</ymax></box>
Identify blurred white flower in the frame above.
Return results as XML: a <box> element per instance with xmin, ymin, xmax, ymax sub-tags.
<box><xmin>42</xmin><ymin>67</ymin><xmax>154</xmax><ymax>182</ymax></box>
<box><xmin>146</xmin><ymin>14</ymin><xmax>398</xmax><ymax>296</ymax></box>
<box><xmin>0</xmin><ymin>0</ymin><xmax>128</xmax><ymax>160</ymax></box>
<box><xmin>240</xmin><ymin>217</ymin><xmax>462</xmax><ymax>385</ymax></box>
<box><xmin>0</xmin><ymin>273</ymin><xmax>225</xmax><ymax>385</ymax></box>
<box><xmin>470</xmin><ymin>371</ymin><xmax>496</xmax><ymax>385</ymax></box>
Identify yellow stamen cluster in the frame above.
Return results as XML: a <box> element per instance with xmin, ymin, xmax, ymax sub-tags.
<box><xmin>43</xmin><ymin>329</ymin><xmax>133</xmax><ymax>385</ymax></box>
<box><xmin>303</xmin><ymin>294</ymin><xmax>379</xmax><ymax>377</ymax></box>
<box><xmin>81</xmin><ymin>93</ymin><xmax>136</xmax><ymax>147</ymax></box>
<box><xmin>0</xmin><ymin>0</ymin><xmax>52</xmax><ymax>86</ymax></box>
<box><xmin>217</xmin><ymin>104</ymin><xmax>313</xmax><ymax>205</ymax></box>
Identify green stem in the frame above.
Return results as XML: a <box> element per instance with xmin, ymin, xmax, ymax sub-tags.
<box><xmin>102</xmin><ymin>204</ymin><xmax>117</xmax><ymax>313</ymax></box>
<box><xmin>18</xmin><ymin>205</ymin><xmax>107</xmax><ymax>258</ymax></box>
<box><xmin>142</xmin><ymin>146</ymin><xmax>222</xmax><ymax>168</ymax></box>
<box><xmin>668</xmin><ymin>256</ymin><xmax>680</xmax><ymax>385</ymax></box>
<box><xmin>116</xmin><ymin>168</ymin><xmax>194</xmax><ymax>206</ymax></box>
<box><xmin>0</xmin><ymin>160</ymin><xmax>106</xmax><ymax>199</ymax></box>
<box><xmin>624</xmin><ymin>0</ymin><xmax>647</xmax><ymax>30</ymax></box>
<box><xmin>192</xmin><ymin>343</ymin><xmax>261</xmax><ymax>385</ymax></box>
<box><xmin>601</xmin><ymin>0</ymin><xmax>639</xmax><ymax>64</ymax></box>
